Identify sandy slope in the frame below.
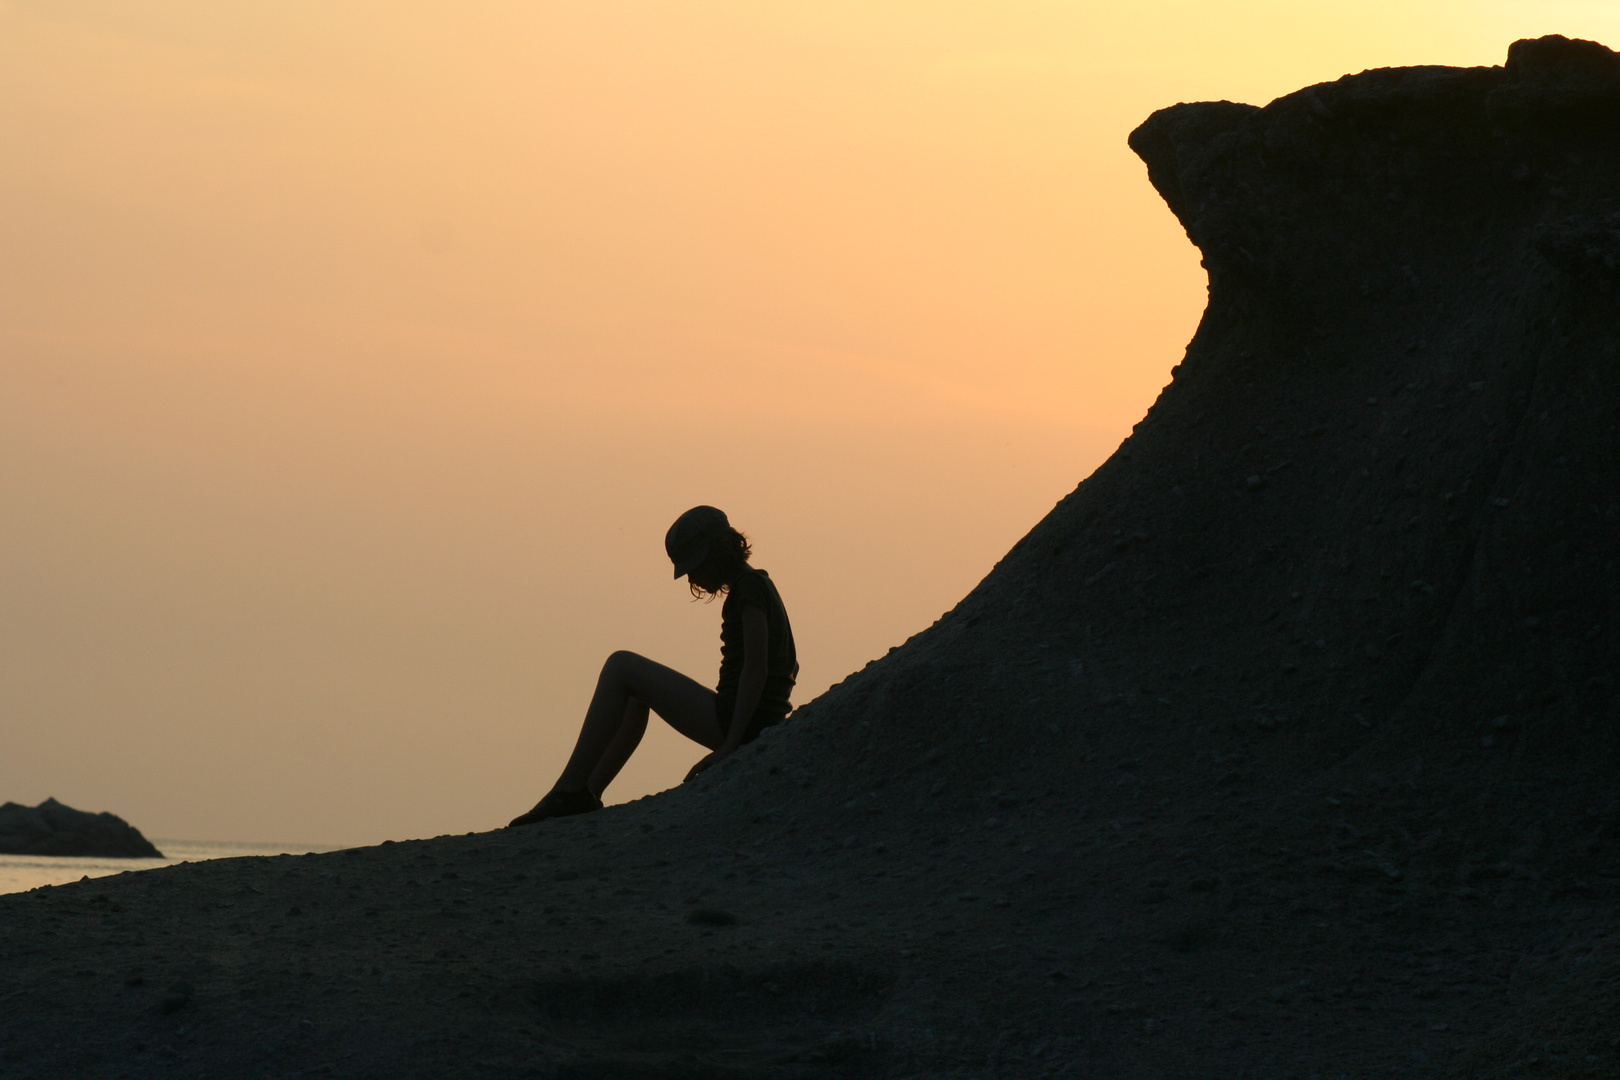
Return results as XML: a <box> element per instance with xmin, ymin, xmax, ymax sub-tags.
<box><xmin>3</xmin><ymin>35</ymin><xmax>1619</xmax><ymax>1080</ymax></box>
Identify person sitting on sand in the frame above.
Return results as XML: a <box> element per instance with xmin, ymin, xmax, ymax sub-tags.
<box><xmin>509</xmin><ymin>506</ymin><xmax>798</xmax><ymax>826</ymax></box>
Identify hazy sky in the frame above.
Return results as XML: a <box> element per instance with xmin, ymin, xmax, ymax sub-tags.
<box><xmin>3</xmin><ymin>1</ymin><xmax>1613</xmax><ymax>845</ymax></box>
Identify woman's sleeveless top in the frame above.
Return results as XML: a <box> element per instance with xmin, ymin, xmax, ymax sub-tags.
<box><xmin>715</xmin><ymin>567</ymin><xmax>798</xmax><ymax>721</ymax></box>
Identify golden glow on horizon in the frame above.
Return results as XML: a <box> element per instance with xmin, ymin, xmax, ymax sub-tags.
<box><xmin>1</xmin><ymin>1</ymin><xmax>1614</xmax><ymax>844</ymax></box>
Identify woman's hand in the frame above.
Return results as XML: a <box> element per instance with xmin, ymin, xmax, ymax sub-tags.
<box><xmin>686</xmin><ymin>603</ymin><xmax>766</xmax><ymax>783</ymax></box>
<box><xmin>684</xmin><ymin>746</ymin><xmax>735</xmax><ymax>782</ymax></box>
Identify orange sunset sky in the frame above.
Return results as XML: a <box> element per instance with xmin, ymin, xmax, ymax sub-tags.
<box><xmin>3</xmin><ymin>2</ymin><xmax>1614</xmax><ymax>846</ymax></box>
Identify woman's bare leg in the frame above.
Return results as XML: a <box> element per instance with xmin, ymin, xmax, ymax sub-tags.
<box><xmin>552</xmin><ymin>651</ymin><xmax>721</xmax><ymax>796</ymax></box>
<box><xmin>587</xmin><ymin>697</ymin><xmax>649</xmax><ymax>798</ymax></box>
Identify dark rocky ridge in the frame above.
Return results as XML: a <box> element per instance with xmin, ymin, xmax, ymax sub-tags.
<box><xmin>0</xmin><ymin>798</ymin><xmax>163</xmax><ymax>858</ymax></box>
<box><xmin>0</xmin><ymin>35</ymin><xmax>1616</xmax><ymax>1079</ymax></box>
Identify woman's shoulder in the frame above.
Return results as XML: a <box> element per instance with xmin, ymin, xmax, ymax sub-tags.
<box><xmin>727</xmin><ymin>566</ymin><xmax>775</xmax><ymax>608</ymax></box>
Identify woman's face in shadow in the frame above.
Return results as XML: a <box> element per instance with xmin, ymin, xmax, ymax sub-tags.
<box><xmin>686</xmin><ymin>550</ymin><xmax>731</xmax><ymax>595</ymax></box>
<box><xmin>686</xmin><ymin>564</ymin><xmax>724</xmax><ymax>594</ymax></box>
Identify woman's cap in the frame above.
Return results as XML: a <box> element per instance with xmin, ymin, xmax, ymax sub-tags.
<box><xmin>665</xmin><ymin>505</ymin><xmax>729</xmax><ymax>578</ymax></box>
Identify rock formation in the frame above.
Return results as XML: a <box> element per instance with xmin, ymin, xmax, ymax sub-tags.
<box><xmin>0</xmin><ymin>798</ymin><xmax>163</xmax><ymax>858</ymax></box>
<box><xmin>0</xmin><ymin>35</ymin><xmax>1614</xmax><ymax>1080</ymax></box>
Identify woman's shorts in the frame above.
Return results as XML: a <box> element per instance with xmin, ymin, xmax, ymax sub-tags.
<box><xmin>714</xmin><ymin>696</ymin><xmax>789</xmax><ymax>746</ymax></box>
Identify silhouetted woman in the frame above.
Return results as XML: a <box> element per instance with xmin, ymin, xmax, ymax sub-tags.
<box><xmin>509</xmin><ymin>506</ymin><xmax>798</xmax><ymax>826</ymax></box>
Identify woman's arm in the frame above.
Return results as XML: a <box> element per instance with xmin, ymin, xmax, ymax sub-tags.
<box><xmin>722</xmin><ymin>605</ymin><xmax>770</xmax><ymax>753</ymax></box>
<box><xmin>685</xmin><ymin>604</ymin><xmax>769</xmax><ymax>780</ymax></box>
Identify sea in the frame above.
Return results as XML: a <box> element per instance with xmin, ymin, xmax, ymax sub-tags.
<box><xmin>0</xmin><ymin>839</ymin><xmax>342</xmax><ymax>895</ymax></box>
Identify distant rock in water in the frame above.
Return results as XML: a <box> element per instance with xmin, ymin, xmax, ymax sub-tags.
<box><xmin>0</xmin><ymin>798</ymin><xmax>163</xmax><ymax>858</ymax></box>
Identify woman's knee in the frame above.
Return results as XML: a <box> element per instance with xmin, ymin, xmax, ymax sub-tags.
<box><xmin>601</xmin><ymin>650</ymin><xmax>646</xmax><ymax>682</ymax></box>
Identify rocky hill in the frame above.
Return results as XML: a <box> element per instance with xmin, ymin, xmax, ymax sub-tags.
<box><xmin>0</xmin><ymin>798</ymin><xmax>162</xmax><ymax>858</ymax></box>
<box><xmin>0</xmin><ymin>35</ymin><xmax>1615</xmax><ymax>1080</ymax></box>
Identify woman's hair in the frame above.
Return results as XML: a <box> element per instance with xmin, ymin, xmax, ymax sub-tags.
<box><xmin>688</xmin><ymin>526</ymin><xmax>751</xmax><ymax>600</ymax></box>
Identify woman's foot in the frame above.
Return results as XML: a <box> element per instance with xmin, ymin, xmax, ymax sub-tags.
<box><xmin>507</xmin><ymin>788</ymin><xmax>602</xmax><ymax>828</ymax></box>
